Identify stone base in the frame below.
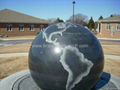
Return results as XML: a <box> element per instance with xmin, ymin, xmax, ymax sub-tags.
<box><xmin>0</xmin><ymin>70</ymin><xmax>120</xmax><ymax>90</ymax></box>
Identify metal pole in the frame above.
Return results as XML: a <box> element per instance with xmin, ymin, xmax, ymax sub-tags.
<box><xmin>72</xmin><ymin>0</ymin><xmax>75</xmax><ymax>23</ymax></box>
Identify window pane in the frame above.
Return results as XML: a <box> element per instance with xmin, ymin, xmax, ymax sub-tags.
<box><xmin>40</xmin><ymin>25</ymin><xmax>44</xmax><ymax>31</ymax></box>
<box><xmin>19</xmin><ymin>24</ymin><xmax>24</xmax><ymax>31</ymax></box>
<box><xmin>7</xmin><ymin>24</ymin><xmax>12</xmax><ymax>31</ymax></box>
<box><xmin>117</xmin><ymin>24</ymin><xmax>120</xmax><ymax>30</ymax></box>
<box><xmin>106</xmin><ymin>24</ymin><xmax>110</xmax><ymax>30</ymax></box>
<box><xmin>30</xmin><ymin>24</ymin><xmax>34</xmax><ymax>31</ymax></box>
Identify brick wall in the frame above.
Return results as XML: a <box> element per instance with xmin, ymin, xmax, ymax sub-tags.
<box><xmin>97</xmin><ymin>22</ymin><xmax>120</xmax><ymax>39</ymax></box>
<box><xmin>0</xmin><ymin>23</ymin><xmax>48</xmax><ymax>37</ymax></box>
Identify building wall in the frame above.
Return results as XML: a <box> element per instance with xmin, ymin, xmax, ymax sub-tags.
<box><xmin>0</xmin><ymin>23</ymin><xmax>48</xmax><ymax>37</ymax></box>
<box><xmin>97</xmin><ymin>22</ymin><xmax>120</xmax><ymax>39</ymax></box>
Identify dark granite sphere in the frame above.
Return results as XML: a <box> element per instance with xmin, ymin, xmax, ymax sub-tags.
<box><xmin>29</xmin><ymin>22</ymin><xmax>104</xmax><ymax>90</ymax></box>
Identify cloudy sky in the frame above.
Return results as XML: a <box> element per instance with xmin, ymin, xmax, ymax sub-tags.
<box><xmin>0</xmin><ymin>0</ymin><xmax>120</xmax><ymax>21</ymax></box>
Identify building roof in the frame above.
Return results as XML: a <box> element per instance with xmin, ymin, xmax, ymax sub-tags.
<box><xmin>0</xmin><ymin>9</ymin><xmax>50</xmax><ymax>24</ymax></box>
<box><xmin>97</xmin><ymin>16</ymin><xmax>120</xmax><ymax>23</ymax></box>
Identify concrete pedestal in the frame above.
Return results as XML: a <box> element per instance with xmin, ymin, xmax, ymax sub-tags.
<box><xmin>0</xmin><ymin>70</ymin><xmax>120</xmax><ymax>90</ymax></box>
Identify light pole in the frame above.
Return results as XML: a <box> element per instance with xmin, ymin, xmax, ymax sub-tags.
<box><xmin>72</xmin><ymin>0</ymin><xmax>75</xmax><ymax>23</ymax></box>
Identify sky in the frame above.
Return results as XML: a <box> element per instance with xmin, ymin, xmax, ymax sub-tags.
<box><xmin>0</xmin><ymin>0</ymin><xmax>120</xmax><ymax>21</ymax></box>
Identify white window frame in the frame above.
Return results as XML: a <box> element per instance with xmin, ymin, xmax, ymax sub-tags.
<box><xmin>19</xmin><ymin>24</ymin><xmax>24</xmax><ymax>32</ymax></box>
<box><xmin>116</xmin><ymin>24</ymin><xmax>120</xmax><ymax>31</ymax></box>
<box><xmin>106</xmin><ymin>24</ymin><xmax>111</xmax><ymax>31</ymax></box>
<box><xmin>40</xmin><ymin>25</ymin><xmax>44</xmax><ymax>31</ymax></box>
<box><xmin>29</xmin><ymin>24</ymin><xmax>34</xmax><ymax>31</ymax></box>
<box><xmin>7</xmin><ymin>24</ymin><xmax>12</xmax><ymax>32</ymax></box>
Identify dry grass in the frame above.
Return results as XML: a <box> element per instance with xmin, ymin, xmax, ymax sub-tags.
<box><xmin>0</xmin><ymin>40</ymin><xmax>120</xmax><ymax>55</ymax></box>
<box><xmin>100</xmin><ymin>41</ymin><xmax>120</xmax><ymax>45</ymax></box>
<box><xmin>100</xmin><ymin>41</ymin><xmax>120</xmax><ymax>56</ymax></box>
<box><xmin>0</xmin><ymin>56</ymin><xmax>120</xmax><ymax>79</ymax></box>
<box><xmin>101</xmin><ymin>41</ymin><xmax>120</xmax><ymax>76</ymax></box>
<box><xmin>0</xmin><ymin>40</ymin><xmax>120</xmax><ymax>79</ymax></box>
<box><xmin>102</xmin><ymin>45</ymin><xmax>120</xmax><ymax>56</ymax></box>
<box><xmin>0</xmin><ymin>42</ymin><xmax>31</xmax><ymax>54</ymax></box>
<box><xmin>103</xmin><ymin>58</ymin><xmax>120</xmax><ymax>77</ymax></box>
<box><xmin>0</xmin><ymin>56</ymin><xmax>28</xmax><ymax>79</ymax></box>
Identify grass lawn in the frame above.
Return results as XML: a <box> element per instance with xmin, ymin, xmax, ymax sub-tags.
<box><xmin>0</xmin><ymin>56</ymin><xmax>28</xmax><ymax>79</ymax></box>
<box><xmin>104</xmin><ymin>59</ymin><xmax>120</xmax><ymax>77</ymax></box>
<box><xmin>100</xmin><ymin>41</ymin><xmax>120</xmax><ymax>56</ymax></box>
<box><xmin>0</xmin><ymin>42</ymin><xmax>31</xmax><ymax>54</ymax></box>
<box><xmin>0</xmin><ymin>40</ymin><xmax>120</xmax><ymax>79</ymax></box>
<box><xmin>102</xmin><ymin>45</ymin><xmax>120</xmax><ymax>56</ymax></box>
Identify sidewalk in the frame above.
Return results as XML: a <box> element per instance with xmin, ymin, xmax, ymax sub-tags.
<box><xmin>0</xmin><ymin>36</ymin><xmax>36</xmax><ymax>40</ymax></box>
<box><xmin>0</xmin><ymin>53</ymin><xmax>28</xmax><ymax>58</ymax></box>
<box><xmin>98</xmin><ymin>38</ymin><xmax>120</xmax><ymax>41</ymax></box>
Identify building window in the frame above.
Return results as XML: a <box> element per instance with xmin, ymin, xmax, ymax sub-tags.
<box><xmin>29</xmin><ymin>24</ymin><xmax>34</xmax><ymax>31</ymax></box>
<box><xmin>7</xmin><ymin>24</ymin><xmax>12</xmax><ymax>31</ymax></box>
<box><xmin>106</xmin><ymin>24</ymin><xmax>111</xmax><ymax>30</ymax></box>
<box><xmin>19</xmin><ymin>24</ymin><xmax>24</xmax><ymax>31</ymax></box>
<box><xmin>111</xmin><ymin>27</ymin><xmax>116</xmax><ymax>35</ymax></box>
<box><xmin>116</xmin><ymin>24</ymin><xmax>120</xmax><ymax>30</ymax></box>
<box><xmin>40</xmin><ymin>25</ymin><xmax>45</xmax><ymax>31</ymax></box>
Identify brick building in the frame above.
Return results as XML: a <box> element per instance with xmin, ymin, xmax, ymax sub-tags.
<box><xmin>0</xmin><ymin>9</ymin><xmax>49</xmax><ymax>37</ymax></box>
<box><xmin>96</xmin><ymin>16</ymin><xmax>120</xmax><ymax>39</ymax></box>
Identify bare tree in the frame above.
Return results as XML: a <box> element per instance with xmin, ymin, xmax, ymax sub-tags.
<box><xmin>48</xmin><ymin>18</ymin><xmax>56</xmax><ymax>24</ymax></box>
<box><xmin>48</xmin><ymin>18</ymin><xmax>64</xmax><ymax>24</ymax></box>
<box><xmin>54</xmin><ymin>18</ymin><xmax>64</xmax><ymax>23</ymax></box>
<box><xmin>66</xmin><ymin>13</ymin><xmax>88</xmax><ymax>26</ymax></box>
